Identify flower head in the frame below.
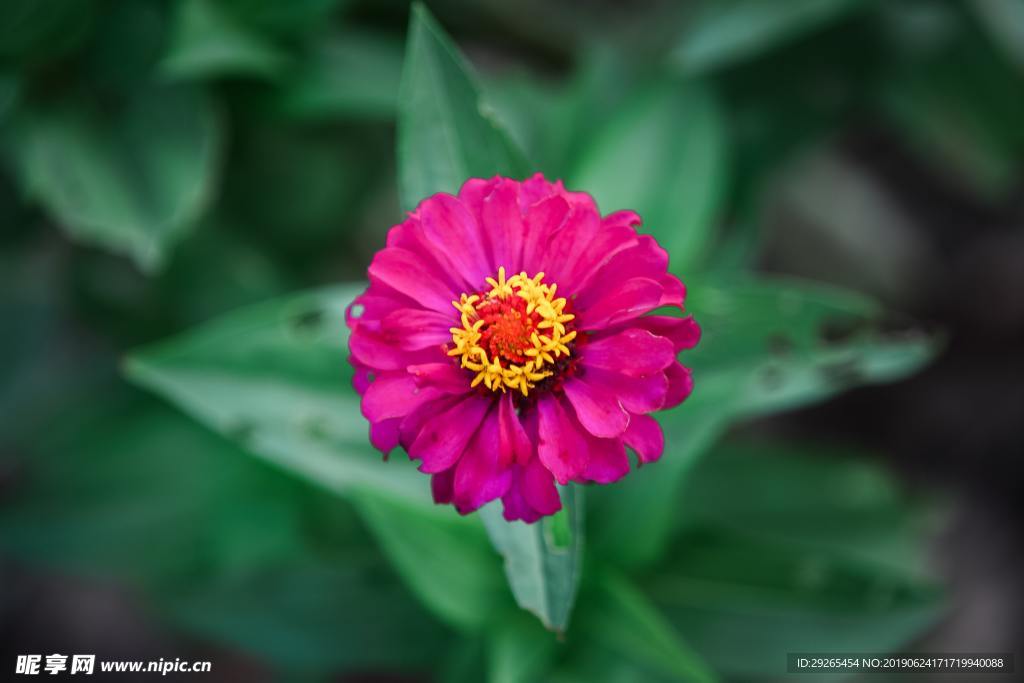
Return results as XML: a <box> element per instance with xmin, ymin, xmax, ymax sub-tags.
<box><xmin>347</xmin><ymin>174</ymin><xmax>700</xmax><ymax>522</ymax></box>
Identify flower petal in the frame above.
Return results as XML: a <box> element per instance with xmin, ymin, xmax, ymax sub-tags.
<box><xmin>628</xmin><ymin>315</ymin><xmax>701</xmax><ymax>351</ymax></box>
<box><xmin>582</xmin><ymin>366</ymin><xmax>668</xmax><ymax>414</ymax></box>
<box><xmin>370</xmin><ymin>417</ymin><xmax>401</xmax><ymax>454</ymax></box>
<box><xmin>623</xmin><ymin>413</ymin><xmax>665</xmax><ymax>464</ymax></box>
<box><xmin>411</xmin><ymin>393</ymin><xmax>491</xmax><ymax>473</ymax></box>
<box><xmin>381</xmin><ymin>308</ymin><xmax>452</xmax><ymax>350</ymax></box>
<box><xmin>431</xmin><ymin>466</ymin><xmax>455</xmax><ymax>504</ymax></box>
<box><xmin>536</xmin><ymin>394</ymin><xmax>588</xmax><ymax>485</ymax></box>
<box><xmin>563</xmin><ymin>376</ymin><xmax>630</xmax><ymax>438</ymax></box>
<box><xmin>361</xmin><ymin>373</ymin><xmax>444</xmax><ymax>422</ymax></box>
<box><xmin>576</xmin><ymin>277</ymin><xmax>664</xmax><ymax>330</ymax></box>
<box><xmin>453</xmin><ymin>409</ymin><xmax>512</xmax><ymax>514</ymax></box>
<box><xmin>481</xmin><ymin>179</ymin><xmax>525</xmax><ymax>271</ymax></box>
<box><xmin>498</xmin><ymin>392</ymin><xmax>532</xmax><ymax>467</ymax></box>
<box><xmin>368</xmin><ymin>246</ymin><xmax>458</xmax><ymax>313</ymax></box>
<box><xmin>407</xmin><ymin>362</ymin><xmax>471</xmax><ymax>393</ymax></box>
<box><xmin>663</xmin><ymin>362</ymin><xmax>694</xmax><ymax>409</ymax></box>
<box><xmin>417</xmin><ymin>193</ymin><xmax>492</xmax><ymax>288</ymax></box>
<box><xmin>581</xmin><ymin>328</ymin><xmax>676</xmax><ymax>376</ymax></box>
<box><xmin>521</xmin><ymin>195</ymin><xmax>570</xmax><ymax>274</ymax></box>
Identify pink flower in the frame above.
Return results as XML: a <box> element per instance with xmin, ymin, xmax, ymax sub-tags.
<box><xmin>347</xmin><ymin>174</ymin><xmax>700</xmax><ymax>523</ymax></box>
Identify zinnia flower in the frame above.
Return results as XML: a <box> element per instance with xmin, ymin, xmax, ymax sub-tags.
<box><xmin>347</xmin><ymin>174</ymin><xmax>700</xmax><ymax>522</ymax></box>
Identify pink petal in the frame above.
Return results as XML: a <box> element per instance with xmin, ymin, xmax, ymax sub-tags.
<box><xmin>663</xmin><ymin>362</ymin><xmax>694</xmax><ymax>409</ymax></box>
<box><xmin>576</xmin><ymin>277</ymin><xmax>664</xmax><ymax>330</ymax></box>
<box><xmin>582</xmin><ymin>366</ymin><xmax>668</xmax><ymax>414</ymax></box>
<box><xmin>581</xmin><ymin>328</ymin><xmax>676</xmax><ymax>376</ymax></box>
<box><xmin>381</xmin><ymin>308</ymin><xmax>452</xmax><ymax>350</ymax></box>
<box><xmin>542</xmin><ymin>205</ymin><xmax>602</xmax><ymax>288</ymax></box>
<box><xmin>411</xmin><ymin>393</ymin><xmax>491</xmax><ymax>473</ymax></box>
<box><xmin>659</xmin><ymin>273</ymin><xmax>686</xmax><ymax>307</ymax></box>
<box><xmin>453</xmin><ymin>410</ymin><xmax>512</xmax><ymax>514</ymax></box>
<box><xmin>570</xmin><ymin>411</ymin><xmax>631</xmax><ymax>484</ymax></box>
<box><xmin>563</xmin><ymin>376</ymin><xmax>630</xmax><ymax>438</ymax></box>
<box><xmin>521</xmin><ymin>456</ymin><xmax>561</xmax><ymax>516</ymax></box>
<box><xmin>574</xmin><ymin>235</ymin><xmax>669</xmax><ymax>307</ymax></box>
<box><xmin>623</xmin><ymin>414</ymin><xmax>665</xmax><ymax>464</ymax></box>
<box><xmin>481</xmin><ymin>179</ymin><xmax>525</xmax><ymax>271</ymax></box>
<box><xmin>368</xmin><ymin>247</ymin><xmax>457</xmax><ymax>314</ymax></box>
<box><xmin>361</xmin><ymin>373</ymin><xmax>444</xmax><ymax>422</ymax></box>
<box><xmin>521</xmin><ymin>195</ymin><xmax>569</xmax><ymax>275</ymax></box>
<box><xmin>536</xmin><ymin>394</ymin><xmax>589</xmax><ymax>485</ymax></box>
<box><xmin>629</xmin><ymin>315</ymin><xmax>701</xmax><ymax>351</ymax></box>
<box><xmin>498</xmin><ymin>392</ymin><xmax>532</xmax><ymax>467</ymax></box>
<box><xmin>350</xmin><ymin>329</ymin><xmax>423</xmax><ymax>371</ymax></box>
<box><xmin>501</xmin><ymin>458</ymin><xmax>561</xmax><ymax>523</ymax></box>
<box><xmin>431</xmin><ymin>466</ymin><xmax>455</xmax><ymax>504</ymax></box>
<box><xmin>407</xmin><ymin>362</ymin><xmax>470</xmax><ymax>393</ymax></box>
<box><xmin>370</xmin><ymin>417</ymin><xmax>401</xmax><ymax>454</ymax></box>
<box><xmin>417</xmin><ymin>193</ymin><xmax>492</xmax><ymax>288</ymax></box>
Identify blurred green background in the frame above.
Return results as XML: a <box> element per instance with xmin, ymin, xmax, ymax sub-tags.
<box><xmin>2</xmin><ymin>0</ymin><xmax>1023</xmax><ymax>681</ymax></box>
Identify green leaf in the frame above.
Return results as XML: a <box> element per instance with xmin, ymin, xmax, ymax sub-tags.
<box><xmin>0</xmin><ymin>400</ymin><xmax>449</xmax><ymax>675</ymax></box>
<box><xmin>12</xmin><ymin>84</ymin><xmax>222</xmax><ymax>271</ymax></box>
<box><xmin>355</xmin><ymin>490</ymin><xmax>510</xmax><ymax>630</ymax></box>
<box><xmin>488</xmin><ymin>612</ymin><xmax>559</xmax><ymax>683</ymax></box>
<box><xmin>676</xmin><ymin>440</ymin><xmax>942</xmax><ymax>577</ymax></box>
<box><xmin>671</xmin><ymin>0</ymin><xmax>864</xmax><ymax>74</ymax></box>
<box><xmin>577</xmin><ymin>571</ymin><xmax>717</xmax><ymax>683</ymax></box>
<box><xmin>126</xmin><ymin>285</ymin><xmax>423</xmax><ymax>502</ymax></box>
<box><xmin>161</xmin><ymin>553</ymin><xmax>449</xmax><ymax>674</ymax></box>
<box><xmin>161</xmin><ymin>0</ymin><xmax>290</xmax><ymax>81</ymax></box>
<box><xmin>880</xmin><ymin>32</ymin><xmax>1024</xmax><ymax>200</ymax></box>
<box><xmin>397</xmin><ymin>3</ymin><xmax>530</xmax><ymax>212</ymax></box>
<box><xmin>570</xmin><ymin>81</ymin><xmax>728</xmax><ymax>271</ymax></box>
<box><xmin>592</xmin><ymin>275</ymin><xmax>938</xmax><ymax>568</ymax></box>
<box><xmin>480</xmin><ymin>485</ymin><xmax>584</xmax><ymax>632</ymax></box>
<box><xmin>275</xmin><ymin>30</ymin><xmax>404</xmax><ymax>120</ymax></box>
<box><xmin>651</xmin><ymin>528</ymin><xmax>943</xmax><ymax>678</ymax></box>
<box><xmin>126</xmin><ymin>286</ymin><xmax>510</xmax><ymax>631</ymax></box>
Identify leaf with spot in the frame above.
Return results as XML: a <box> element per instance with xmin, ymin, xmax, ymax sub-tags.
<box><xmin>591</xmin><ymin>275</ymin><xmax>938</xmax><ymax>568</ymax></box>
<box><xmin>397</xmin><ymin>3</ymin><xmax>530</xmax><ymax>212</ymax></box>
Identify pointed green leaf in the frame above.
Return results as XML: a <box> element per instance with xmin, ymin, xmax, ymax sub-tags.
<box><xmin>397</xmin><ymin>3</ymin><xmax>530</xmax><ymax>211</ymax></box>
<box><xmin>570</xmin><ymin>81</ymin><xmax>728</xmax><ymax>271</ymax></box>
<box><xmin>12</xmin><ymin>84</ymin><xmax>221</xmax><ymax>271</ymax></box>
<box><xmin>480</xmin><ymin>485</ymin><xmax>584</xmax><ymax>632</ymax></box>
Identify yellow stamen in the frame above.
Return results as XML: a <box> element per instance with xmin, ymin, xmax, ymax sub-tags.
<box><xmin>446</xmin><ymin>268</ymin><xmax>574</xmax><ymax>396</ymax></box>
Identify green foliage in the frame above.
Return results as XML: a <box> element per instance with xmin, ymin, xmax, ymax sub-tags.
<box><xmin>5</xmin><ymin>0</ymin><xmax>997</xmax><ymax>679</ymax></box>
<box><xmin>397</xmin><ymin>3</ymin><xmax>530</xmax><ymax>212</ymax></box>
<box><xmin>672</xmin><ymin>0</ymin><xmax>865</xmax><ymax>74</ymax></box>
<box><xmin>480</xmin><ymin>485</ymin><xmax>584</xmax><ymax>632</ymax></box>
<box><xmin>10</xmin><ymin>84</ymin><xmax>221</xmax><ymax>271</ymax></box>
<box><xmin>571</xmin><ymin>81</ymin><xmax>728</xmax><ymax>271</ymax></box>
